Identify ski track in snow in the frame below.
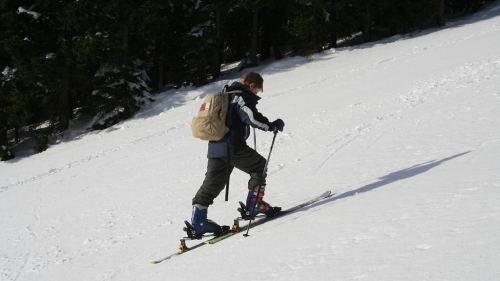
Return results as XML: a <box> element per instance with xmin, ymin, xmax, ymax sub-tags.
<box><xmin>0</xmin><ymin>123</ymin><xmax>190</xmax><ymax>193</ymax></box>
<box><xmin>279</xmin><ymin>53</ymin><xmax>500</xmax><ymax>181</ymax></box>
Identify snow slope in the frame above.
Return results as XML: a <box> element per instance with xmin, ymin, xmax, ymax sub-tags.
<box><xmin>2</xmin><ymin>3</ymin><xmax>500</xmax><ymax>280</ymax></box>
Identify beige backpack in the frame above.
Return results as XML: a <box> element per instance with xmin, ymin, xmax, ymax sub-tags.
<box><xmin>191</xmin><ymin>90</ymin><xmax>241</xmax><ymax>141</ymax></box>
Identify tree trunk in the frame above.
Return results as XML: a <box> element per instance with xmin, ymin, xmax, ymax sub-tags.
<box><xmin>123</xmin><ymin>19</ymin><xmax>129</xmax><ymax>47</ymax></box>
<box><xmin>250</xmin><ymin>7</ymin><xmax>259</xmax><ymax>66</ymax></box>
<box><xmin>261</xmin><ymin>7</ymin><xmax>281</xmax><ymax>61</ymax></box>
<box><xmin>213</xmin><ymin>7</ymin><xmax>221</xmax><ymax>80</ymax></box>
<box><xmin>15</xmin><ymin>126</ymin><xmax>20</xmax><ymax>143</ymax></box>
<box><xmin>362</xmin><ymin>5</ymin><xmax>372</xmax><ymax>43</ymax></box>
<box><xmin>0</xmin><ymin>126</ymin><xmax>7</xmax><ymax>147</ymax></box>
<box><xmin>58</xmin><ymin>68</ymin><xmax>70</xmax><ymax>131</ymax></box>
<box><xmin>438</xmin><ymin>0</ymin><xmax>445</xmax><ymax>27</ymax></box>
<box><xmin>157</xmin><ymin>42</ymin><xmax>164</xmax><ymax>89</ymax></box>
<box><xmin>330</xmin><ymin>33</ymin><xmax>338</xmax><ymax>49</ymax></box>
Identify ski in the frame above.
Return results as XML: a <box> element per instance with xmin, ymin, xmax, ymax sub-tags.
<box><xmin>208</xmin><ymin>190</ymin><xmax>335</xmax><ymax>242</ymax></box>
<box><xmin>150</xmin><ymin>225</ymin><xmax>236</xmax><ymax>264</ymax></box>
<box><xmin>150</xmin><ymin>232</ymin><xmax>233</xmax><ymax>263</ymax></box>
<box><xmin>237</xmin><ymin>190</ymin><xmax>334</xmax><ymax>226</ymax></box>
<box><xmin>150</xmin><ymin>190</ymin><xmax>334</xmax><ymax>264</ymax></box>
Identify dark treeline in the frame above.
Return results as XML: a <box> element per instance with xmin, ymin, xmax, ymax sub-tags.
<box><xmin>0</xmin><ymin>0</ymin><xmax>490</xmax><ymax>159</ymax></box>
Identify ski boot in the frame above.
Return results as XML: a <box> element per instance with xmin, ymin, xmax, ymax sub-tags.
<box><xmin>241</xmin><ymin>185</ymin><xmax>281</xmax><ymax>219</ymax></box>
<box><xmin>186</xmin><ymin>204</ymin><xmax>229</xmax><ymax>239</ymax></box>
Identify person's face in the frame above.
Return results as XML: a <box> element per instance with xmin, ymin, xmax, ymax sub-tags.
<box><xmin>248</xmin><ymin>83</ymin><xmax>263</xmax><ymax>95</ymax></box>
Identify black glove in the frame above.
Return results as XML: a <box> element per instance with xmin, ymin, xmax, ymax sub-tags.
<box><xmin>269</xmin><ymin>119</ymin><xmax>285</xmax><ymax>133</ymax></box>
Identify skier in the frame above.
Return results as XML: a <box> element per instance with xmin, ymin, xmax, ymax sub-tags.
<box><xmin>190</xmin><ymin>72</ymin><xmax>285</xmax><ymax>235</ymax></box>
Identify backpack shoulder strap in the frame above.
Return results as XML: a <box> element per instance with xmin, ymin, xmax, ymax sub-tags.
<box><xmin>222</xmin><ymin>84</ymin><xmax>242</xmax><ymax>95</ymax></box>
<box><xmin>223</xmin><ymin>90</ymin><xmax>242</xmax><ymax>94</ymax></box>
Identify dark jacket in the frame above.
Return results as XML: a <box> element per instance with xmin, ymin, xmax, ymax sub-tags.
<box><xmin>207</xmin><ymin>82</ymin><xmax>272</xmax><ymax>158</ymax></box>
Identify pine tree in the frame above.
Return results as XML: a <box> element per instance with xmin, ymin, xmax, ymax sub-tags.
<box><xmin>68</xmin><ymin>0</ymin><xmax>151</xmax><ymax>129</ymax></box>
<box><xmin>260</xmin><ymin>2</ymin><xmax>285</xmax><ymax>60</ymax></box>
<box><xmin>445</xmin><ymin>0</ymin><xmax>487</xmax><ymax>15</ymax></box>
<box><xmin>1</xmin><ymin>1</ymin><xmax>49</xmax><ymax>142</ymax></box>
<box><xmin>284</xmin><ymin>0</ymin><xmax>357</xmax><ymax>53</ymax></box>
<box><xmin>2</xmin><ymin>1</ymin><xmax>83</xmax><ymax>133</ymax></box>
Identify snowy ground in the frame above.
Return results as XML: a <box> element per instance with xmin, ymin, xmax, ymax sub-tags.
<box><xmin>2</xmin><ymin>2</ymin><xmax>500</xmax><ymax>281</ymax></box>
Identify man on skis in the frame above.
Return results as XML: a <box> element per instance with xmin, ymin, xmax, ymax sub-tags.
<box><xmin>190</xmin><ymin>72</ymin><xmax>285</xmax><ymax>235</ymax></box>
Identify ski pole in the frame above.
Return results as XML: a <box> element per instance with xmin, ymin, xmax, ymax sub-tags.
<box><xmin>244</xmin><ymin>131</ymin><xmax>278</xmax><ymax>237</ymax></box>
<box><xmin>253</xmin><ymin>128</ymin><xmax>257</xmax><ymax>151</ymax></box>
<box><xmin>225</xmin><ymin>137</ymin><xmax>230</xmax><ymax>201</ymax></box>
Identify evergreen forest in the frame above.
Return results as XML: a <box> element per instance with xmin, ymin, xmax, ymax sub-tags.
<box><xmin>0</xmin><ymin>0</ymin><xmax>490</xmax><ymax>160</ymax></box>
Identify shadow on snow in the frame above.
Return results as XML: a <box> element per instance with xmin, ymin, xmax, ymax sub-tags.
<box><xmin>309</xmin><ymin>151</ymin><xmax>471</xmax><ymax>210</ymax></box>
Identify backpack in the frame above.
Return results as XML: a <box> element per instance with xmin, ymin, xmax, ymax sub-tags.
<box><xmin>191</xmin><ymin>90</ymin><xmax>242</xmax><ymax>141</ymax></box>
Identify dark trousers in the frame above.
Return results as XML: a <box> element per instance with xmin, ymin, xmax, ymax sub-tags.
<box><xmin>192</xmin><ymin>146</ymin><xmax>266</xmax><ymax>206</ymax></box>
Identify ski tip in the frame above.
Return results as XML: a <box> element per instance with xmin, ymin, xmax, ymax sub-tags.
<box><xmin>322</xmin><ymin>190</ymin><xmax>332</xmax><ymax>197</ymax></box>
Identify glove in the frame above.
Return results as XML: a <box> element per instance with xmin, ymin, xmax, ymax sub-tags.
<box><xmin>269</xmin><ymin>119</ymin><xmax>285</xmax><ymax>133</ymax></box>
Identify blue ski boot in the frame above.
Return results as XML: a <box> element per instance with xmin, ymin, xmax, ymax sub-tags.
<box><xmin>191</xmin><ymin>204</ymin><xmax>225</xmax><ymax>236</ymax></box>
<box><xmin>245</xmin><ymin>185</ymin><xmax>280</xmax><ymax>217</ymax></box>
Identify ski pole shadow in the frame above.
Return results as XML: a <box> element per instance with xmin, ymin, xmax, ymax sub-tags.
<box><xmin>307</xmin><ymin>151</ymin><xmax>471</xmax><ymax>210</ymax></box>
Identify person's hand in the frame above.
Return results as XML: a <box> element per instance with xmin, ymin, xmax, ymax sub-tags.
<box><xmin>270</xmin><ymin>119</ymin><xmax>285</xmax><ymax>133</ymax></box>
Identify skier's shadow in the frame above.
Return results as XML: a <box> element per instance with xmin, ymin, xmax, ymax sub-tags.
<box><xmin>311</xmin><ymin>151</ymin><xmax>471</xmax><ymax>209</ymax></box>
